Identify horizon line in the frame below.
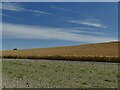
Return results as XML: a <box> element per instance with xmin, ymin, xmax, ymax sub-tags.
<box><xmin>1</xmin><ymin>40</ymin><xmax>119</xmax><ymax>51</ymax></box>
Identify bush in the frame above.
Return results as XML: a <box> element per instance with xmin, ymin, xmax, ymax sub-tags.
<box><xmin>13</xmin><ymin>48</ymin><xmax>18</xmax><ymax>50</ymax></box>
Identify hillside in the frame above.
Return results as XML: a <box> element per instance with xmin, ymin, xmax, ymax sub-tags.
<box><xmin>2</xmin><ymin>41</ymin><xmax>118</xmax><ymax>57</ymax></box>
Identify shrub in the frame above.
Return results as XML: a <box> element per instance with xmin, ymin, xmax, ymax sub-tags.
<box><xmin>13</xmin><ymin>48</ymin><xmax>18</xmax><ymax>50</ymax></box>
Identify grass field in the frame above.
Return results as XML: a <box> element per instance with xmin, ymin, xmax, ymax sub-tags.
<box><xmin>2</xmin><ymin>59</ymin><xmax>119</xmax><ymax>88</ymax></box>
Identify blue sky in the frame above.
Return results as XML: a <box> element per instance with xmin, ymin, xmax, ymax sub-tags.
<box><xmin>2</xmin><ymin>0</ymin><xmax>119</xmax><ymax>2</ymax></box>
<box><xmin>1</xmin><ymin>2</ymin><xmax>118</xmax><ymax>50</ymax></box>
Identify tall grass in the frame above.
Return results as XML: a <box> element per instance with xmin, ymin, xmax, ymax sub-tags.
<box><xmin>2</xmin><ymin>55</ymin><xmax>119</xmax><ymax>63</ymax></box>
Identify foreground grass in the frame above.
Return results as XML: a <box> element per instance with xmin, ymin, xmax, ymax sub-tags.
<box><xmin>2</xmin><ymin>59</ymin><xmax>119</xmax><ymax>88</ymax></box>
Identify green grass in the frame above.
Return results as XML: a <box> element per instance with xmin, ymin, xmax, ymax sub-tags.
<box><xmin>2</xmin><ymin>59</ymin><xmax>119</xmax><ymax>88</ymax></box>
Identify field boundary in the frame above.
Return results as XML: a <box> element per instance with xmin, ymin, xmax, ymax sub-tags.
<box><xmin>2</xmin><ymin>55</ymin><xmax>120</xmax><ymax>63</ymax></box>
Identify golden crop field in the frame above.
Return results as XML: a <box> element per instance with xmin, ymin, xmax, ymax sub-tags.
<box><xmin>1</xmin><ymin>41</ymin><xmax>119</xmax><ymax>62</ymax></box>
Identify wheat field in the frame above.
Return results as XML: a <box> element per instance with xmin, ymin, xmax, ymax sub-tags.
<box><xmin>1</xmin><ymin>41</ymin><xmax>119</xmax><ymax>62</ymax></box>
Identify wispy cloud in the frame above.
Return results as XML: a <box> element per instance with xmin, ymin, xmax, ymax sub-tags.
<box><xmin>2</xmin><ymin>23</ymin><xmax>116</xmax><ymax>43</ymax></box>
<box><xmin>0</xmin><ymin>13</ymin><xmax>13</xmax><ymax>17</ymax></box>
<box><xmin>68</xmin><ymin>30</ymin><xmax>105</xmax><ymax>35</ymax></box>
<box><xmin>1</xmin><ymin>3</ymin><xmax>51</xmax><ymax>15</ymax></box>
<box><xmin>50</xmin><ymin>5</ymin><xmax>83</xmax><ymax>14</ymax></box>
<box><xmin>23</xmin><ymin>9</ymin><xmax>50</xmax><ymax>15</ymax></box>
<box><xmin>68</xmin><ymin>18</ymin><xmax>107</xmax><ymax>28</ymax></box>
<box><xmin>1</xmin><ymin>3</ymin><xmax>23</xmax><ymax>11</ymax></box>
<box><xmin>50</xmin><ymin>6</ymin><xmax>71</xmax><ymax>12</ymax></box>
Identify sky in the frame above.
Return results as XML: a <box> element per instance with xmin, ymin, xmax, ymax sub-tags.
<box><xmin>1</xmin><ymin>2</ymin><xmax>118</xmax><ymax>50</ymax></box>
<box><xmin>1</xmin><ymin>0</ymin><xmax>119</xmax><ymax>2</ymax></box>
